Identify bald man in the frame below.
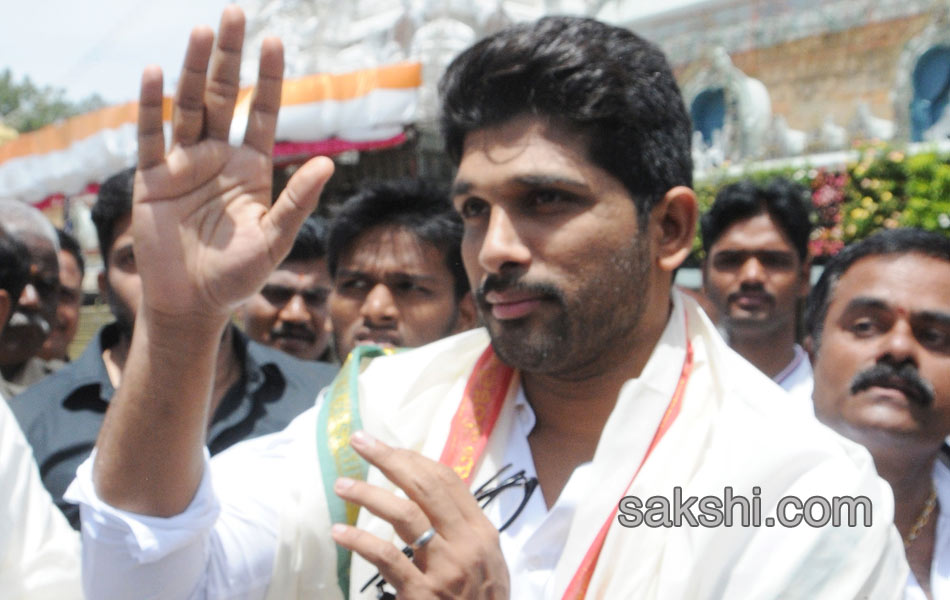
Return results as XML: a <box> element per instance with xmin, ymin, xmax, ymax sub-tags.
<box><xmin>0</xmin><ymin>199</ymin><xmax>61</xmax><ymax>397</ymax></box>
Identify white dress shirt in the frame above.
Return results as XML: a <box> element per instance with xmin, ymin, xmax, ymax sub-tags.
<box><xmin>774</xmin><ymin>344</ymin><xmax>814</xmax><ymax>408</ymax></box>
<box><xmin>0</xmin><ymin>394</ymin><xmax>82</xmax><ymax>600</ymax></box>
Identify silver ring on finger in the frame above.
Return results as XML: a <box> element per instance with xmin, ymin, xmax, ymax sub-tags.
<box><xmin>410</xmin><ymin>527</ymin><xmax>436</xmax><ymax>551</ymax></box>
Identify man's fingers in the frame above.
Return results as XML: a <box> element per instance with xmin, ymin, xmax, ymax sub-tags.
<box><xmin>261</xmin><ymin>155</ymin><xmax>334</xmax><ymax>263</ymax></box>
<box><xmin>204</xmin><ymin>6</ymin><xmax>245</xmax><ymax>141</ymax></box>
<box><xmin>243</xmin><ymin>37</ymin><xmax>284</xmax><ymax>154</ymax></box>
<box><xmin>349</xmin><ymin>431</ymin><xmax>477</xmax><ymax>536</ymax></box>
<box><xmin>334</xmin><ymin>477</ymin><xmax>433</xmax><ymax>547</ymax></box>
<box><xmin>137</xmin><ymin>66</ymin><xmax>166</xmax><ymax>170</ymax></box>
<box><xmin>331</xmin><ymin>524</ymin><xmax>426</xmax><ymax>593</ymax></box>
<box><xmin>171</xmin><ymin>26</ymin><xmax>214</xmax><ymax>148</ymax></box>
<box><xmin>337</xmin><ymin>437</ymin><xmax>510</xmax><ymax>598</ymax></box>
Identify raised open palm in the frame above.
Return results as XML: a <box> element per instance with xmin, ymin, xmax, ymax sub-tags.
<box><xmin>132</xmin><ymin>7</ymin><xmax>334</xmax><ymax>322</ymax></box>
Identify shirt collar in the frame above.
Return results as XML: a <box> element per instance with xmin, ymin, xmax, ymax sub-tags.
<box><xmin>81</xmin><ymin>321</ymin><xmax>125</xmax><ymax>402</ymax></box>
<box><xmin>774</xmin><ymin>344</ymin><xmax>808</xmax><ymax>385</ymax></box>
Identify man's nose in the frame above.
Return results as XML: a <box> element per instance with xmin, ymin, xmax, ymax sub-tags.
<box><xmin>18</xmin><ymin>282</ymin><xmax>40</xmax><ymax>310</ymax></box>
<box><xmin>738</xmin><ymin>257</ymin><xmax>765</xmax><ymax>286</ymax></box>
<box><xmin>360</xmin><ymin>284</ymin><xmax>398</xmax><ymax>325</ymax></box>
<box><xmin>477</xmin><ymin>206</ymin><xmax>531</xmax><ymax>275</ymax></box>
<box><xmin>278</xmin><ymin>293</ymin><xmax>310</xmax><ymax>323</ymax></box>
<box><xmin>877</xmin><ymin>319</ymin><xmax>919</xmax><ymax>367</ymax></box>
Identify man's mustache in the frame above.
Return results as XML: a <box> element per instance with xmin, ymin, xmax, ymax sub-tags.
<box><xmin>476</xmin><ymin>274</ymin><xmax>564</xmax><ymax>306</ymax></box>
<box><xmin>850</xmin><ymin>362</ymin><xmax>935</xmax><ymax>407</ymax></box>
<box><xmin>727</xmin><ymin>286</ymin><xmax>773</xmax><ymax>305</ymax></box>
<box><xmin>271</xmin><ymin>323</ymin><xmax>316</xmax><ymax>343</ymax></box>
<box><xmin>7</xmin><ymin>310</ymin><xmax>50</xmax><ymax>335</ymax></box>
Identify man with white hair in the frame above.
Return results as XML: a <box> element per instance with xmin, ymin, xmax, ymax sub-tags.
<box><xmin>0</xmin><ymin>221</ymin><xmax>82</xmax><ymax>599</ymax></box>
<box><xmin>0</xmin><ymin>199</ymin><xmax>61</xmax><ymax>398</ymax></box>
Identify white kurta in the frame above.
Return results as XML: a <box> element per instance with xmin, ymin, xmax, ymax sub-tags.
<box><xmin>69</xmin><ymin>292</ymin><xmax>908</xmax><ymax>599</ymax></box>
<box><xmin>775</xmin><ymin>343</ymin><xmax>814</xmax><ymax>408</ymax></box>
<box><xmin>0</xmin><ymin>394</ymin><xmax>82</xmax><ymax>599</ymax></box>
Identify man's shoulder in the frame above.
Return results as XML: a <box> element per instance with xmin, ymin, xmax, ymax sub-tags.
<box><xmin>231</xmin><ymin>337</ymin><xmax>336</xmax><ymax>428</ymax></box>
<box><xmin>7</xmin><ymin>354</ymin><xmax>109</xmax><ymax>491</ymax></box>
<box><xmin>245</xmin><ymin>337</ymin><xmax>339</xmax><ymax>389</ymax></box>
<box><xmin>708</xmin><ymin>337</ymin><xmax>805</xmax><ymax>412</ymax></box>
<box><xmin>21</xmin><ymin>356</ymin><xmax>64</xmax><ymax>381</ymax></box>
<box><xmin>360</xmin><ymin>329</ymin><xmax>492</xmax><ymax>388</ymax></box>
<box><xmin>776</xmin><ymin>344</ymin><xmax>814</xmax><ymax>400</ymax></box>
<box><xmin>690</xmin><ymin>343</ymin><xmax>895</xmax><ymax>561</ymax></box>
<box><xmin>699</xmin><ymin>335</ymin><xmax>870</xmax><ymax>469</ymax></box>
<box><xmin>354</xmin><ymin>329</ymin><xmax>492</xmax><ymax>419</ymax></box>
<box><xmin>10</xmin><ymin>349</ymin><xmax>108</xmax><ymax>424</ymax></box>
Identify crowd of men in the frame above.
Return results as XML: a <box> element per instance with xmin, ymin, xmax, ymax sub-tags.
<box><xmin>1</xmin><ymin>5</ymin><xmax>950</xmax><ymax>599</ymax></box>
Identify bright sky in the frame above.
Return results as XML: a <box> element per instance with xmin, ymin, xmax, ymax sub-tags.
<box><xmin>0</xmin><ymin>0</ymin><xmax>233</xmax><ymax>104</ymax></box>
<box><xmin>0</xmin><ymin>0</ymin><xmax>706</xmax><ymax>106</ymax></box>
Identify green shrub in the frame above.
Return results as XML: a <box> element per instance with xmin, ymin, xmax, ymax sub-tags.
<box><xmin>691</xmin><ymin>145</ymin><xmax>950</xmax><ymax>263</ymax></box>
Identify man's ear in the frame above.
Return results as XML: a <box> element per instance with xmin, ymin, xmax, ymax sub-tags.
<box><xmin>454</xmin><ymin>291</ymin><xmax>478</xmax><ymax>333</ymax></box>
<box><xmin>700</xmin><ymin>257</ymin><xmax>709</xmax><ymax>295</ymax></box>
<box><xmin>653</xmin><ymin>186</ymin><xmax>698</xmax><ymax>273</ymax></box>
<box><xmin>798</xmin><ymin>258</ymin><xmax>812</xmax><ymax>299</ymax></box>
<box><xmin>97</xmin><ymin>270</ymin><xmax>108</xmax><ymax>298</ymax></box>
<box><xmin>803</xmin><ymin>334</ymin><xmax>815</xmax><ymax>364</ymax></box>
<box><xmin>0</xmin><ymin>290</ymin><xmax>11</xmax><ymax>336</ymax></box>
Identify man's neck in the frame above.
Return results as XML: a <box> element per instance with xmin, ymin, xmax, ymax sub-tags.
<box><xmin>102</xmin><ymin>334</ymin><xmax>132</xmax><ymax>389</ymax></box>
<box><xmin>522</xmin><ymin>299</ymin><xmax>672</xmax><ymax>508</ymax></box>
<box><xmin>103</xmin><ymin>325</ymin><xmax>243</xmax><ymax>423</ymax></box>
<box><xmin>873</xmin><ymin>448</ymin><xmax>939</xmax><ymax>595</ymax></box>
<box><xmin>728</xmin><ymin>325</ymin><xmax>797</xmax><ymax>379</ymax></box>
<box><xmin>874</xmin><ymin>449</ymin><xmax>939</xmax><ymax>540</ymax></box>
<box><xmin>0</xmin><ymin>360</ymin><xmax>25</xmax><ymax>382</ymax></box>
<box><xmin>210</xmin><ymin>326</ymin><xmax>243</xmax><ymax>419</ymax></box>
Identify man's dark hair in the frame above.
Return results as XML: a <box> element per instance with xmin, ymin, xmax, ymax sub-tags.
<box><xmin>91</xmin><ymin>166</ymin><xmax>135</xmax><ymax>263</ymax></box>
<box><xmin>56</xmin><ymin>228</ymin><xmax>85</xmax><ymax>277</ymax></box>
<box><xmin>438</xmin><ymin>16</ymin><xmax>693</xmax><ymax>220</ymax></box>
<box><xmin>285</xmin><ymin>215</ymin><xmax>328</xmax><ymax>263</ymax></box>
<box><xmin>327</xmin><ymin>179</ymin><xmax>468</xmax><ymax>299</ymax></box>
<box><xmin>804</xmin><ymin>228</ymin><xmax>950</xmax><ymax>348</ymax></box>
<box><xmin>0</xmin><ymin>223</ymin><xmax>30</xmax><ymax>315</ymax></box>
<box><xmin>701</xmin><ymin>178</ymin><xmax>813</xmax><ymax>261</ymax></box>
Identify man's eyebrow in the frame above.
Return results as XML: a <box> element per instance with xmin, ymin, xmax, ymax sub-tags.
<box><xmin>841</xmin><ymin>297</ymin><xmax>890</xmax><ymax>313</ymax></box>
<box><xmin>384</xmin><ymin>272</ymin><xmax>440</xmax><ymax>283</ymax></box>
<box><xmin>334</xmin><ymin>268</ymin><xmax>367</xmax><ymax>279</ymax></box>
<box><xmin>712</xmin><ymin>249</ymin><xmax>793</xmax><ymax>257</ymax></box>
<box><xmin>513</xmin><ymin>174</ymin><xmax>590</xmax><ymax>191</ymax></box>
<box><xmin>916</xmin><ymin>310</ymin><xmax>950</xmax><ymax>329</ymax></box>
<box><xmin>111</xmin><ymin>243</ymin><xmax>134</xmax><ymax>257</ymax></box>
<box><xmin>450</xmin><ymin>174</ymin><xmax>590</xmax><ymax>198</ymax></box>
<box><xmin>450</xmin><ymin>180</ymin><xmax>472</xmax><ymax>198</ymax></box>
<box><xmin>335</xmin><ymin>268</ymin><xmax>439</xmax><ymax>282</ymax></box>
<box><xmin>263</xmin><ymin>282</ymin><xmax>330</xmax><ymax>291</ymax></box>
<box><xmin>840</xmin><ymin>296</ymin><xmax>950</xmax><ymax>326</ymax></box>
